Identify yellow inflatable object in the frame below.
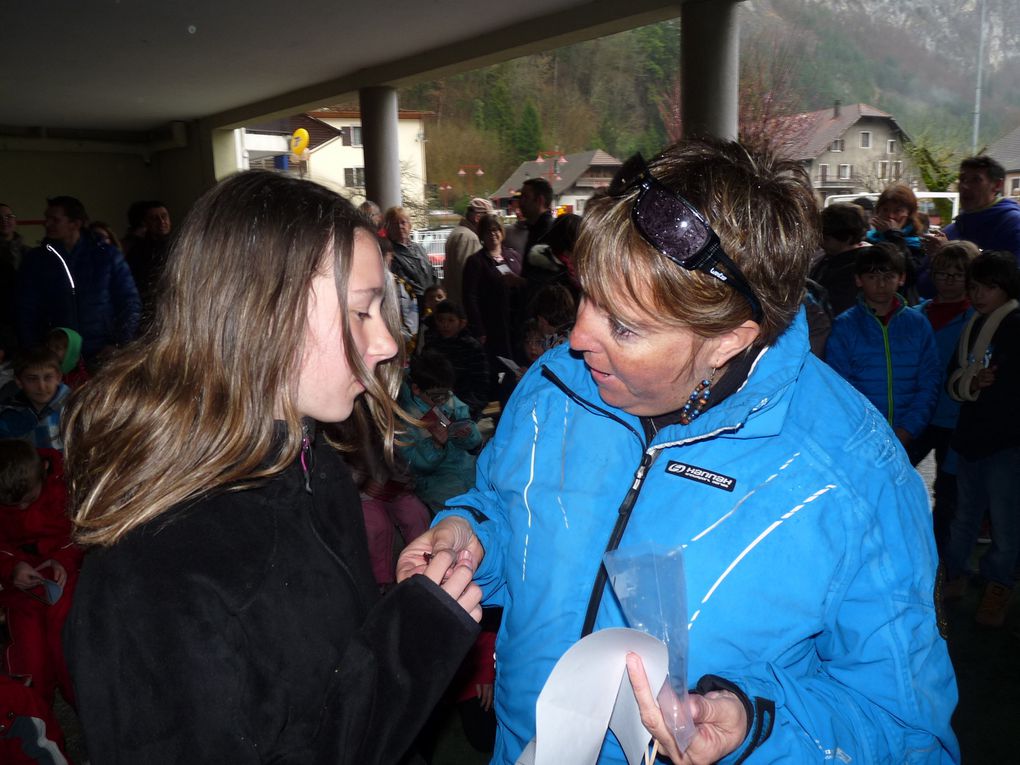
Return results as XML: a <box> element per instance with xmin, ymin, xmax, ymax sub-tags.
<box><xmin>290</xmin><ymin>128</ymin><xmax>309</xmax><ymax>155</ymax></box>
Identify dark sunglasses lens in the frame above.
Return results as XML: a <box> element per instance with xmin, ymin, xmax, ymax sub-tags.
<box><xmin>634</xmin><ymin>189</ymin><xmax>711</xmax><ymax>267</ymax></box>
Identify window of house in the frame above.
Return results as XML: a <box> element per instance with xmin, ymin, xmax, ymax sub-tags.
<box><xmin>1010</xmin><ymin>178</ymin><xmax>1020</xmax><ymax>194</ymax></box>
<box><xmin>830</xmin><ymin>139</ymin><xmax>844</xmax><ymax>152</ymax></box>
<box><xmin>878</xmin><ymin>161</ymin><xmax>889</xmax><ymax>180</ymax></box>
<box><xmin>892</xmin><ymin>161</ymin><xmax>902</xmax><ymax>180</ymax></box>
<box><xmin>887</xmin><ymin>139</ymin><xmax>897</xmax><ymax>154</ymax></box>
<box><xmin>340</xmin><ymin>126</ymin><xmax>363</xmax><ymax>147</ymax></box>
<box><xmin>819</xmin><ymin>164</ymin><xmax>829</xmax><ymax>182</ymax></box>
<box><xmin>860</xmin><ymin>131</ymin><xmax>872</xmax><ymax>149</ymax></box>
<box><xmin>838</xmin><ymin>164</ymin><xmax>851</xmax><ymax>180</ymax></box>
<box><xmin>343</xmin><ymin>167</ymin><xmax>366</xmax><ymax>187</ymax></box>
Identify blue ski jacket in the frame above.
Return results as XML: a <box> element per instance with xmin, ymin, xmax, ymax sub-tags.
<box><xmin>825</xmin><ymin>298</ymin><xmax>941</xmax><ymax>439</ymax></box>
<box><xmin>437</xmin><ymin>311</ymin><xmax>958</xmax><ymax>764</ymax></box>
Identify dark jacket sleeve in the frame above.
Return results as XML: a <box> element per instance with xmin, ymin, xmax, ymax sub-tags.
<box><xmin>315</xmin><ymin>575</ymin><xmax>480</xmax><ymax>765</ymax></box>
<box><xmin>462</xmin><ymin>253</ymin><xmax>485</xmax><ymax>338</ymax></box>
<box><xmin>108</xmin><ymin>250</ymin><xmax>141</xmax><ymax>344</ymax></box>
<box><xmin>67</xmin><ymin>556</ymin><xmax>477</xmax><ymax>764</ymax></box>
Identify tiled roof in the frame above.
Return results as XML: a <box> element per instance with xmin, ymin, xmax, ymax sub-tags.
<box><xmin>489</xmin><ymin>149</ymin><xmax>622</xmax><ymax>200</ymax></box>
<box><xmin>774</xmin><ymin>103</ymin><xmax>909</xmax><ymax>160</ymax></box>
<box><xmin>987</xmin><ymin>125</ymin><xmax>1020</xmax><ymax>172</ymax></box>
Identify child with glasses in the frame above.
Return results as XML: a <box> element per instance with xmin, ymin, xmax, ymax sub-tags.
<box><xmin>399</xmin><ymin>351</ymin><xmax>481</xmax><ymax>513</ymax></box>
<box><xmin>825</xmin><ymin>243</ymin><xmax>941</xmax><ymax>450</ymax></box>
<box><xmin>907</xmin><ymin>241</ymin><xmax>978</xmax><ymax>553</ymax></box>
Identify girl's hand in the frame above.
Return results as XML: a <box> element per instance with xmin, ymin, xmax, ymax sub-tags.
<box><xmin>626</xmin><ymin>653</ymin><xmax>747</xmax><ymax>764</ymax></box>
<box><xmin>422</xmin><ymin>548</ymin><xmax>482</xmax><ymax>623</ymax></box>
<box><xmin>476</xmin><ymin>683</ymin><xmax>494</xmax><ymax>712</ymax></box>
<box><xmin>975</xmin><ymin>365</ymin><xmax>997</xmax><ymax>390</ymax></box>
<box><xmin>12</xmin><ymin>561</ymin><xmax>42</xmax><ymax>591</ymax></box>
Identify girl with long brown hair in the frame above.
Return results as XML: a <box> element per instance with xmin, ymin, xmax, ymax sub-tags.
<box><xmin>63</xmin><ymin>170</ymin><xmax>481</xmax><ymax>763</ymax></box>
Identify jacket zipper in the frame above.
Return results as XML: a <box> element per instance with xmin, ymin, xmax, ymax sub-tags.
<box><xmin>540</xmin><ymin>365</ymin><xmax>746</xmax><ymax>636</ymax></box>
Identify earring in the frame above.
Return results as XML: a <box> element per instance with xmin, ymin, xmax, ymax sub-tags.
<box><xmin>679</xmin><ymin>368</ymin><xmax>717</xmax><ymax>425</ymax></box>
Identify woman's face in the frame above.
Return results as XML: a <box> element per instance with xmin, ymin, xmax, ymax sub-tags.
<box><xmin>481</xmin><ymin>225</ymin><xmax>503</xmax><ymax>251</ymax></box>
<box><xmin>569</xmin><ymin>294</ymin><xmax>715</xmax><ymax>417</ymax></box>
<box><xmin>294</xmin><ymin>230</ymin><xmax>397</xmax><ymax>422</ymax></box>
<box><xmin>386</xmin><ymin>213</ymin><xmax>412</xmax><ymax>244</ymax></box>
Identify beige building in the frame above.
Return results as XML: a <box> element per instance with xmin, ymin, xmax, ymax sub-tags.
<box><xmin>776</xmin><ymin>102</ymin><xmax>921</xmax><ymax>202</ymax></box>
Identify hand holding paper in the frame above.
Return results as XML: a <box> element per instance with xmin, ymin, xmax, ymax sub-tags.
<box><xmin>625</xmin><ymin>653</ymin><xmax>747</xmax><ymax>765</ymax></box>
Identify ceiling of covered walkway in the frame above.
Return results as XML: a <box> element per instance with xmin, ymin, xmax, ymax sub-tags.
<box><xmin>4</xmin><ymin>0</ymin><xmax>691</xmax><ymax>136</ymax></box>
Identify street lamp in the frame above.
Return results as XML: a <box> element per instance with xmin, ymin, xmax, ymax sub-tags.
<box><xmin>437</xmin><ymin>182</ymin><xmax>454</xmax><ymax>209</ymax></box>
<box><xmin>457</xmin><ymin>164</ymin><xmax>485</xmax><ymax>195</ymax></box>
<box><xmin>535</xmin><ymin>151</ymin><xmax>567</xmax><ymax>182</ymax></box>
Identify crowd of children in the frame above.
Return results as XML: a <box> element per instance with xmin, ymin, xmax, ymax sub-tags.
<box><xmin>814</xmin><ymin>188</ymin><xmax>1020</xmax><ymax>628</ymax></box>
<box><xmin>1</xmin><ymin>169</ymin><xmax>1018</xmax><ymax>761</ymax></box>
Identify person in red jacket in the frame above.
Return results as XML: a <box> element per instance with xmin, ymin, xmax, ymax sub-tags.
<box><xmin>0</xmin><ymin>441</ymin><xmax>82</xmax><ymax>710</ymax></box>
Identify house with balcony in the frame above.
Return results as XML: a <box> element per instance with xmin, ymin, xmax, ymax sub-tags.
<box><xmin>776</xmin><ymin>102</ymin><xmax>921</xmax><ymax>202</ymax></box>
<box><xmin>489</xmin><ymin>149</ymin><xmax>622</xmax><ymax>213</ymax></box>
<box><xmin>987</xmin><ymin>124</ymin><xmax>1020</xmax><ymax>198</ymax></box>
<box><xmin>243</xmin><ymin>108</ymin><xmax>431</xmax><ymax>216</ymax></box>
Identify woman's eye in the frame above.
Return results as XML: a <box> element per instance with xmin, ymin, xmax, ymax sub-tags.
<box><xmin>608</xmin><ymin>317</ymin><xmax>634</xmax><ymax>339</ymax></box>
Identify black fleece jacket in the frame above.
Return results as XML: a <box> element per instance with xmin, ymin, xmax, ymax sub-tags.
<box><xmin>65</xmin><ymin>431</ymin><xmax>478</xmax><ymax>764</ymax></box>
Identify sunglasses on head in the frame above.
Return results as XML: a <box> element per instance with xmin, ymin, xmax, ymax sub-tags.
<box><xmin>608</xmin><ymin>153</ymin><xmax>763</xmax><ymax>322</ymax></box>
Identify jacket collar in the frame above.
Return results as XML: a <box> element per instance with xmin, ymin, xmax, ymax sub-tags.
<box><xmin>540</xmin><ymin>309</ymin><xmax>811</xmax><ymax>446</ymax></box>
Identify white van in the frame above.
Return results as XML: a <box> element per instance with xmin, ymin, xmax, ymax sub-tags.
<box><xmin>823</xmin><ymin>192</ymin><xmax>959</xmax><ymax>230</ymax></box>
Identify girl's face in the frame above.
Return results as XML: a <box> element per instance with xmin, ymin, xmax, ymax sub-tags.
<box><xmin>294</xmin><ymin>231</ymin><xmax>397</xmax><ymax>422</ymax></box>
<box><xmin>569</xmin><ymin>292</ymin><xmax>718</xmax><ymax>417</ymax></box>
<box><xmin>969</xmin><ymin>280</ymin><xmax>1010</xmax><ymax>316</ymax></box>
<box><xmin>876</xmin><ymin>203</ymin><xmax>910</xmax><ymax>230</ymax></box>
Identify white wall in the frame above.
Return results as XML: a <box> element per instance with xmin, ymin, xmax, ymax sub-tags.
<box><xmin>307</xmin><ymin>116</ymin><xmax>426</xmax><ymax>210</ymax></box>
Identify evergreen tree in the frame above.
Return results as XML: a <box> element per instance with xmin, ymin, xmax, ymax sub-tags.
<box><xmin>514</xmin><ymin>102</ymin><xmax>543</xmax><ymax>162</ymax></box>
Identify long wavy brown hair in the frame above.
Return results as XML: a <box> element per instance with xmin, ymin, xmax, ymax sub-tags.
<box><xmin>62</xmin><ymin>171</ymin><xmax>404</xmax><ymax>546</ymax></box>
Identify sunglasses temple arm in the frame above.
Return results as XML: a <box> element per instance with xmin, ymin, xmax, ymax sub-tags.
<box><xmin>710</xmin><ymin>249</ymin><xmax>764</xmax><ymax>323</ymax></box>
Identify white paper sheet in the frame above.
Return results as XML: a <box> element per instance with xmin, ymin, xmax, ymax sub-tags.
<box><xmin>514</xmin><ymin>628</ymin><xmax>669</xmax><ymax>765</ymax></box>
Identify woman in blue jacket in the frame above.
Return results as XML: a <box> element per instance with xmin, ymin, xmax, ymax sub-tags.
<box><xmin>400</xmin><ymin>139</ymin><xmax>958</xmax><ymax>764</ymax></box>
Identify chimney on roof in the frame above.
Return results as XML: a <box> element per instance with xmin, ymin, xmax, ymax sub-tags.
<box><xmin>833</xmin><ymin>100</ymin><xmax>841</xmax><ymax>118</ymax></box>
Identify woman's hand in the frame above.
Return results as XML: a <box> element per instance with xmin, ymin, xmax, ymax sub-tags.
<box><xmin>626</xmin><ymin>653</ymin><xmax>747</xmax><ymax>764</ymax></box>
<box><xmin>397</xmin><ymin>517</ymin><xmax>486</xmax><ymax>584</ymax></box>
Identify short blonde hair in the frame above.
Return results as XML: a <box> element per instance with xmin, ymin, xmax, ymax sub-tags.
<box><xmin>577</xmin><ymin>139</ymin><xmax>818</xmax><ymax>346</ymax></box>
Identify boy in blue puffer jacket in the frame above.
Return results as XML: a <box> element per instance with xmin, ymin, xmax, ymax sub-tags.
<box><xmin>825</xmin><ymin>242</ymin><xmax>941</xmax><ymax>450</ymax></box>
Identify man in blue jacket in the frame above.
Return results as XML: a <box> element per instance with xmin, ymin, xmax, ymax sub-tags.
<box><xmin>17</xmin><ymin>196</ymin><xmax>140</xmax><ymax>365</ymax></box>
<box><xmin>926</xmin><ymin>155</ymin><xmax>1020</xmax><ymax>263</ymax></box>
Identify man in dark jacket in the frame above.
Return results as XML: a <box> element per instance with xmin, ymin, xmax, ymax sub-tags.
<box><xmin>16</xmin><ymin>196</ymin><xmax>141</xmax><ymax>365</ymax></box>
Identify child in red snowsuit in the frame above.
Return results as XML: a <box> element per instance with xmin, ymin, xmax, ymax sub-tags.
<box><xmin>0</xmin><ymin>441</ymin><xmax>82</xmax><ymax>710</ymax></box>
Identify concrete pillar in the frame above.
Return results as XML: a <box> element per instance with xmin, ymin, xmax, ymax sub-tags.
<box><xmin>359</xmin><ymin>86</ymin><xmax>402</xmax><ymax>211</ymax></box>
<box><xmin>681</xmin><ymin>0</ymin><xmax>740</xmax><ymax>141</ymax></box>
